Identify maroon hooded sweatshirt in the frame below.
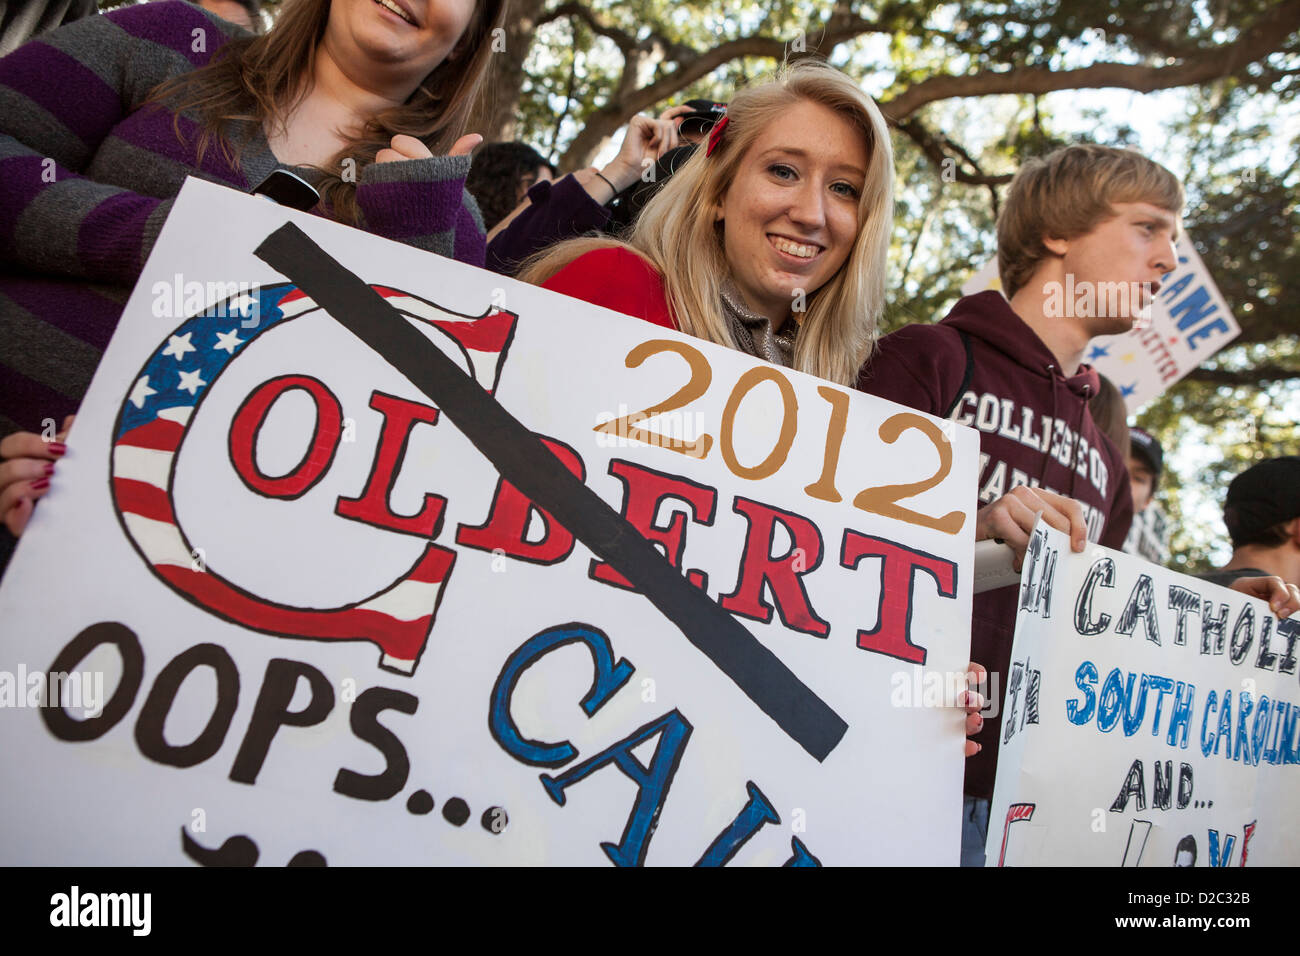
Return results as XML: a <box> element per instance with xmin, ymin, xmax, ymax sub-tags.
<box><xmin>857</xmin><ymin>290</ymin><xmax>1134</xmax><ymax>799</ymax></box>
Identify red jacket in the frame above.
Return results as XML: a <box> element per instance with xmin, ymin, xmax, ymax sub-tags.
<box><xmin>858</xmin><ymin>291</ymin><xmax>1135</xmax><ymax>799</ymax></box>
<box><xmin>541</xmin><ymin>247</ymin><xmax>677</xmax><ymax>330</ymax></box>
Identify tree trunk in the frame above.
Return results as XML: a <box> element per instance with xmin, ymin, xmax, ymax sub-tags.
<box><xmin>558</xmin><ymin>105</ymin><xmax>632</xmax><ymax>171</ymax></box>
<box><xmin>467</xmin><ymin>0</ymin><xmax>547</xmax><ymax>143</ymax></box>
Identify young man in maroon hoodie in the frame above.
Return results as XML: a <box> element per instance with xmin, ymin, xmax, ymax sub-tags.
<box><xmin>857</xmin><ymin>144</ymin><xmax>1184</xmax><ymax>865</ymax></box>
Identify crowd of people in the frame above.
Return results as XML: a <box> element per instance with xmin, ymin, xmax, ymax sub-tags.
<box><xmin>1</xmin><ymin>0</ymin><xmax>1298</xmax><ymax>866</ymax></box>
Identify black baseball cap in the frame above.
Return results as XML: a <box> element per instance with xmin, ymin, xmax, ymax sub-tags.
<box><xmin>678</xmin><ymin>100</ymin><xmax>727</xmax><ymax>136</ymax></box>
<box><xmin>1128</xmin><ymin>428</ymin><xmax>1163</xmax><ymax>485</ymax></box>
<box><xmin>1224</xmin><ymin>456</ymin><xmax>1300</xmax><ymax>546</ymax></box>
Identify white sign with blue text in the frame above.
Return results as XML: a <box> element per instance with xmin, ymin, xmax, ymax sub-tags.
<box><xmin>989</xmin><ymin>520</ymin><xmax>1299</xmax><ymax>866</ymax></box>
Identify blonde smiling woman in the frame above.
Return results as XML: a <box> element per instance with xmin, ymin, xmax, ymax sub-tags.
<box><xmin>518</xmin><ymin>59</ymin><xmax>894</xmax><ymax>390</ymax></box>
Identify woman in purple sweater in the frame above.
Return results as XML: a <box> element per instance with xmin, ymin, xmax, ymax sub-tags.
<box><xmin>0</xmin><ymin>0</ymin><xmax>503</xmax><ymax>536</ymax></box>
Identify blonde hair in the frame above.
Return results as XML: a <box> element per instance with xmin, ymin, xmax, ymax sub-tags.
<box><xmin>148</xmin><ymin>0</ymin><xmax>507</xmax><ymax>226</ymax></box>
<box><xmin>997</xmin><ymin>144</ymin><xmax>1184</xmax><ymax>298</ymax></box>
<box><xmin>519</xmin><ymin>59</ymin><xmax>894</xmax><ymax>388</ymax></box>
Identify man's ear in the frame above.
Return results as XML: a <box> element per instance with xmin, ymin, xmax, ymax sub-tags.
<box><xmin>1287</xmin><ymin>516</ymin><xmax>1300</xmax><ymax>546</ymax></box>
<box><xmin>1043</xmin><ymin>235</ymin><xmax>1069</xmax><ymax>256</ymax></box>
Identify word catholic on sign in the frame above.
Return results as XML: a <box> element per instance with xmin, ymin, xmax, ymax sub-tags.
<box><xmin>989</xmin><ymin>520</ymin><xmax>1300</xmax><ymax>866</ymax></box>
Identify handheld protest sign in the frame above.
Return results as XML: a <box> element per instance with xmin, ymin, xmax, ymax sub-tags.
<box><xmin>988</xmin><ymin>518</ymin><xmax>1300</xmax><ymax>866</ymax></box>
<box><xmin>0</xmin><ymin>179</ymin><xmax>979</xmax><ymax>866</ymax></box>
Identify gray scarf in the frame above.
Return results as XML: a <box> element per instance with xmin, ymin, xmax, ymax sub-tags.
<box><xmin>720</xmin><ymin>281</ymin><xmax>798</xmax><ymax>367</ymax></box>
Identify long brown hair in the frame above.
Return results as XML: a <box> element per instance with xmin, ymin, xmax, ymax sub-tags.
<box><xmin>519</xmin><ymin>60</ymin><xmax>894</xmax><ymax>388</ymax></box>
<box><xmin>150</xmin><ymin>0</ymin><xmax>506</xmax><ymax>224</ymax></box>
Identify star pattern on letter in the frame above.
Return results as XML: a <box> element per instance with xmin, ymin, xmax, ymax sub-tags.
<box><xmin>214</xmin><ymin>329</ymin><xmax>244</xmax><ymax>354</ymax></box>
<box><xmin>129</xmin><ymin>375</ymin><xmax>157</xmax><ymax>409</ymax></box>
<box><xmin>162</xmin><ymin>332</ymin><xmax>196</xmax><ymax>361</ymax></box>
<box><xmin>177</xmin><ymin>368</ymin><xmax>207</xmax><ymax>395</ymax></box>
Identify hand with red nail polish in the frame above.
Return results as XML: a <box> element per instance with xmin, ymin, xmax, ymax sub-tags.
<box><xmin>0</xmin><ymin>414</ymin><xmax>73</xmax><ymax>536</ymax></box>
<box><xmin>963</xmin><ymin>661</ymin><xmax>987</xmax><ymax>758</ymax></box>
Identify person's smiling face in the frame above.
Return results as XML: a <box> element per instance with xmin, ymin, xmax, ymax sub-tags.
<box><xmin>324</xmin><ymin>0</ymin><xmax>478</xmax><ymax>93</ymax></box>
<box><xmin>714</xmin><ymin>99</ymin><xmax>870</xmax><ymax>325</ymax></box>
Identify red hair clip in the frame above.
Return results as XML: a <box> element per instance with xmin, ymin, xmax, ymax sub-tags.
<box><xmin>705</xmin><ymin>115</ymin><xmax>729</xmax><ymax>157</ymax></box>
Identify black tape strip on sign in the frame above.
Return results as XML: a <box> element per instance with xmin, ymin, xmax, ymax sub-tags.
<box><xmin>254</xmin><ymin>223</ymin><xmax>848</xmax><ymax>762</ymax></box>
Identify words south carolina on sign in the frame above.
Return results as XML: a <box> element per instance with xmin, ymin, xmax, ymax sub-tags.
<box><xmin>0</xmin><ymin>180</ymin><xmax>980</xmax><ymax>866</ymax></box>
<box><xmin>988</xmin><ymin>519</ymin><xmax>1300</xmax><ymax>866</ymax></box>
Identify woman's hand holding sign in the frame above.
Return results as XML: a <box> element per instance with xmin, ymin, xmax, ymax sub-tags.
<box><xmin>0</xmin><ymin>415</ymin><xmax>72</xmax><ymax>536</ymax></box>
<box><xmin>962</xmin><ymin>662</ymin><xmax>987</xmax><ymax>757</ymax></box>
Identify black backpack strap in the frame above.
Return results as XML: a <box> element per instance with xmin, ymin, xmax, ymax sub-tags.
<box><xmin>940</xmin><ymin>329</ymin><xmax>975</xmax><ymax>419</ymax></box>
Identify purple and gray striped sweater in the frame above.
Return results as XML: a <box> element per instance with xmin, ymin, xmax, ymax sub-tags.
<box><xmin>0</xmin><ymin>0</ymin><xmax>487</xmax><ymax>435</ymax></box>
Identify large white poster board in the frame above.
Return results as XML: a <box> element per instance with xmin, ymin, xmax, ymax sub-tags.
<box><xmin>962</xmin><ymin>242</ymin><xmax>1240</xmax><ymax>412</ymax></box>
<box><xmin>989</xmin><ymin>520</ymin><xmax>1300</xmax><ymax>866</ymax></box>
<box><xmin>0</xmin><ymin>180</ymin><xmax>980</xmax><ymax>865</ymax></box>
